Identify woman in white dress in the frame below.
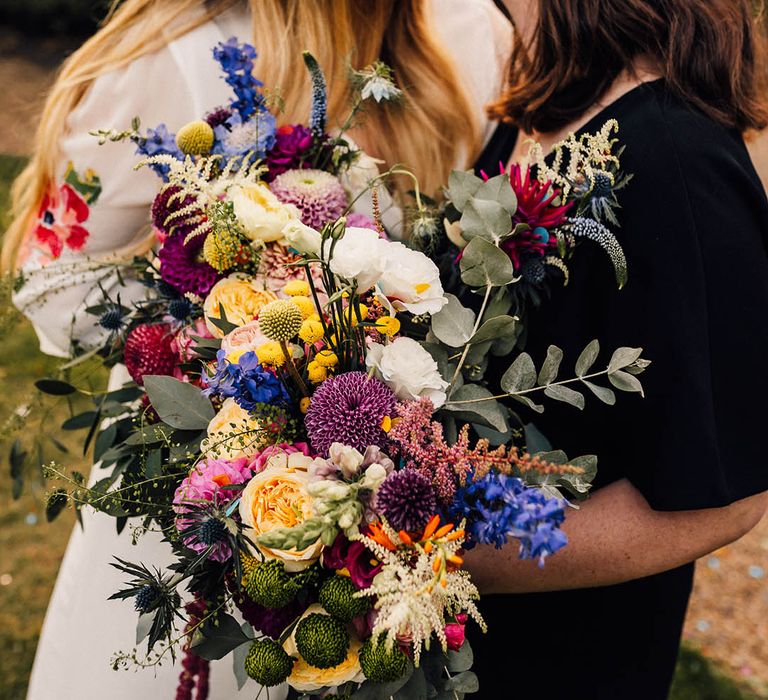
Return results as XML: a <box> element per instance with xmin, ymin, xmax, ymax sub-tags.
<box><xmin>3</xmin><ymin>1</ymin><xmax>510</xmax><ymax>697</ymax></box>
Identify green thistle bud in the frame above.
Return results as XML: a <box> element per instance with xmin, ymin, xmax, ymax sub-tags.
<box><xmin>244</xmin><ymin>560</ymin><xmax>297</xmax><ymax>609</ymax></box>
<box><xmin>359</xmin><ymin>635</ymin><xmax>409</xmax><ymax>683</ymax></box>
<box><xmin>244</xmin><ymin>639</ymin><xmax>294</xmax><ymax>686</ymax></box>
<box><xmin>294</xmin><ymin>612</ymin><xmax>349</xmax><ymax>669</ymax></box>
<box><xmin>258</xmin><ymin>300</ymin><xmax>303</xmax><ymax>342</ymax></box>
<box><xmin>176</xmin><ymin>120</ymin><xmax>215</xmax><ymax>155</ymax></box>
<box><xmin>318</xmin><ymin>575</ymin><xmax>370</xmax><ymax>623</ymax></box>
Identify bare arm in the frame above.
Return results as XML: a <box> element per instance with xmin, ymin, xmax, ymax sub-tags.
<box><xmin>464</xmin><ymin>478</ymin><xmax>768</xmax><ymax>594</ymax></box>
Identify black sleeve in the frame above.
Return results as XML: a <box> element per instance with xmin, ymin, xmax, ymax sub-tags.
<box><xmin>595</xmin><ymin>109</ymin><xmax>768</xmax><ymax>510</ymax></box>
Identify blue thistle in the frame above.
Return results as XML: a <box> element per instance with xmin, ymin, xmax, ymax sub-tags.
<box><xmin>303</xmin><ymin>51</ymin><xmax>327</xmax><ymax>139</ymax></box>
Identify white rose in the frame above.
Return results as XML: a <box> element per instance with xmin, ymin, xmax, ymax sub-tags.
<box><xmin>366</xmin><ymin>337</ymin><xmax>449</xmax><ymax>408</ymax></box>
<box><xmin>377</xmin><ymin>242</ymin><xmax>447</xmax><ymax>315</ymax></box>
<box><xmin>325</xmin><ymin>226</ymin><xmax>387</xmax><ymax>290</ymax></box>
<box><xmin>283</xmin><ymin>219</ymin><xmax>322</xmax><ymax>255</ymax></box>
<box><xmin>229</xmin><ymin>184</ymin><xmax>299</xmax><ymax>243</ymax></box>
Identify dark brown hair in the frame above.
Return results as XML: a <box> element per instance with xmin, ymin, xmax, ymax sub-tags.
<box><xmin>490</xmin><ymin>0</ymin><xmax>768</xmax><ymax>133</ymax></box>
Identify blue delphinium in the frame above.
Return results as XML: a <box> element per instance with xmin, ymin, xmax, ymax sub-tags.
<box><xmin>203</xmin><ymin>350</ymin><xmax>288</xmax><ymax>410</ymax></box>
<box><xmin>450</xmin><ymin>472</ymin><xmax>568</xmax><ymax>566</ymax></box>
<box><xmin>135</xmin><ymin>124</ymin><xmax>184</xmax><ymax>180</ymax></box>
<box><xmin>213</xmin><ymin>38</ymin><xmax>266</xmax><ymax>120</ymax></box>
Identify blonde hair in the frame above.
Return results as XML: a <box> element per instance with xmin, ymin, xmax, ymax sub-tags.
<box><xmin>2</xmin><ymin>0</ymin><xmax>480</xmax><ymax>271</ymax></box>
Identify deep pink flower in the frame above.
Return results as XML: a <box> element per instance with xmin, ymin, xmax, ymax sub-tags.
<box><xmin>322</xmin><ymin>533</ymin><xmax>382</xmax><ymax>589</ymax></box>
<box><xmin>445</xmin><ymin>614</ymin><xmax>468</xmax><ymax>651</ymax></box>
<box><xmin>265</xmin><ymin>124</ymin><xmax>314</xmax><ymax>181</ymax></box>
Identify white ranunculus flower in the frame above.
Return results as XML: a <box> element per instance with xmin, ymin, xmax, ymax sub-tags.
<box><xmin>283</xmin><ymin>219</ymin><xmax>322</xmax><ymax>255</ymax></box>
<box><xmin>229</xmin><ymin>184</ymin><xmax>299</xmax><ymax>243</ymax></box>
<box><xmin>377</xmin><ymin>242</ymin><xmax>447</xmax><ymax>315</ymax></box>
<box><xmin>325</xmin><ymin>226</ymin><xmax>387</xmax><ymax>290</ymax></box>
<box><xmin>366</xmin><ymin>337</ymin><xmax>449</xmax><ymax>408</ymax></box>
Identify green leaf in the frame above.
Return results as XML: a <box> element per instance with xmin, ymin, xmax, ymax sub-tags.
<box><xmin>232</xmin><ymin>625</ymin><xmax>252</xmax><ymax>691</ymax></box>
<box><xmin>352</xmin><ymin>664</ymin><xmax>416</xmax><ymax>699</ymax></box>
<box><xmin>446</xmin><ymin>671</ymin><xmax>479</xmax><ymax>694</ymax></box>
<box><xmin>46</xmin><ymin>489</ymin><xmax>68</xmax><ymax>522</ymax></box>
<box><xmin>143</xmin><ymin>376</ymin><xmax>215</xmax><ymax>430</ymax></box>
<box><xmin>500</xmin><ymin>352</ymin><xmax>536</xmax><ymax>393</ymax></box>
<box><xmin>474</xmin><ymin>173</ymin><xmax>517</xmax><ymax>214</ymax></box>
<box><xmin>575</xmin><ymin>339</ymin><xmax>600</xmax><ymax>377</ymax></box>
<box><xmin>544</xmin><ymin>385</ymin><xmax>585</xmax><ymax>410</ymax></box>
<box><xmin>607</xmin><ymin>347</ymin><xmax>643</xmax><ymax>374</ymax></box>
<box><xmin>469</xmin><ymin>314</ymin><xmax>518</xmax><ymax>345</ymax></box>
<box><xmin>447</xmin><ymin>169</ymin><xmax>483</xmax><ymax>210</ymax></box>
<box><xmin>538</xmin><ymin>345</ymin><xmax>563</xmax><ymax>385</ymax></box>
<box><xmin>459</xmin><ymin>237</ymin><xmax>515</xmax><ymax>288</ymax></box>
<box><xmin>608</xmin><ymin>370</ymin><xmax>644</xmax><ymax>396</ymax></box>
<box><xmin>136</xmin><ymin>612</ymin><xmax>154</xmax><ymax>645</ymax></box>
<box><xmin>94</xmin><ymin>423</ymin><xmax>118</xmax><ymax>462</ymax></box>
<box><xmin>430</xmin><ymin>294</ymin><xmax>476</xmax><ymax>348</ymax></box>
<box><xmin>443</xmin><ymin>384</ymin><xmax>508</xmax><ymax>433</ymax></box>
<box><xmin>35</xmin><ymin>378</ymin><xmax>77</xmax><ymax>396</ymax></box>
<box><xmin>446</xmin><ymin>642</ymin><xmax>474</xmax><ymax>672</ymax></box>
<box><xmin>61</xmin><ymin>411</ymin><xmax>97</xmax><ymax>430</ymax></box>
<box><xmin>10</xmin><ymin>439</ymin><xmax>26</xmax><ymax>479</ymax></box>
<box><xmin>460</xmin><ymin>198</ymin><xmax>512</xmax><ymax>242</ymax></box>
<box><xmin>191</xmin><ymin>613</ymin><xmax>251</xmax><ymax>661</ymax></box>
<box><xmin>510</xmin><ymin>394</ymin><xmax>544</xmax><ymax>413</ymax></box>
<box><xmin>524</xmin><ymin>423</ymin><xmax>553</xmax><ymax>453</ymax></box>
<box><xmin>582</xmin><ymin>380</ymin><xmax>616</xmax><ymax>405</ymax></box>
<box><xmin>144</xmin><ymin>449</ymin><xmax>163</xmax><ymax>479</ymax></box>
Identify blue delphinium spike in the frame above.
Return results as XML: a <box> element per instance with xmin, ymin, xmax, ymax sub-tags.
<box><xmin>213</xmin><ymin>37</ymin><xmax>266</xmax><ymax>120</ymax></box>
<box><xmin>303</xmin><ymin>51</ymin><xmax>327</xmax><ymax>139</ymax></box>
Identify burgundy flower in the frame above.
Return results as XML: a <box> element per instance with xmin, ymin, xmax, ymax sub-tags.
<box><xmin>265</xmin><ymin>124</ymin><xmax>314</xmax><ymax>181</ymax></box>
<box><xmin>151</xmin><ymin>186</ymin><xmax>203</xmax><ymax>241</ymax></box>
<box><xmin>158</xmin><ymin>231</ymin><xmax>222</xmax><ymax>298</ymax></box>
<box><xmin>124</xmin><ymin>323</ymin><xmax>178</xmax><ymax>386</ymax></box>
<box><xmin>231</xmin><ymin>584</ymin><xmax>309</xmax><ymax>639</ymax></box>
<box><xmin>322</xmin><ymin>533</ymin><xmax>382</xmax><ymax>589</ymax></box>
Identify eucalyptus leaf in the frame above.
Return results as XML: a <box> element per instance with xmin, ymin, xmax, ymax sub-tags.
<box><xmin>538</xmin><ymin>345</ymin><xmax>563</xmax><ymax>385</ymax></box>
<box><xmin>351</xmin><ymin>664</ymin><xmax>415</xmax><ymax>699</ymax></box>
<box><xmin>445</xmin><ymin>671</ymin><xmax>479</xmax><ymax>694</ymax></box>
<box><xmin>143</xmin><ymin>376</ymin><xmax>215</xmax><ymax>430</ymax></box>
<box><xmin>500</xmin><ymin>352</ymin><xmax>536</xmax><ymax>393</ymax></box>
<box><xmin>469</xmin><ymin>315</ymin><xmax>518</xmax><ymax>345</ymax></box>
<box><xmin>459</xmin><ymin>237</ymin><xmax>515</xmax><ymax>288</ymax></box>
<box><xmin>523</xmin><ymin>423</ymin><xmax>553</xmax><ymax>453</ymax></box>
<box><xmin>430</xmin><ymin>294</ymin><xmax>475</xmax><ymax>348</ymax></box>
<box><xmin>61</xmin><ymin>411</ymin><xmax>98</xmax><ymax>430</ymax></box>
<box><xmin>544</xmin><ymin>385</ymin><xmax>585</xmax><ymax>410</ymax></box>
<box><xmin>446</xmin><ymin>642</ymin><xmax>474</xmax><ymax>672</ymax></box>
<box><xmin>608</xmin><ymin>370</ymin><xmax>644</xmax><ymax>396</ymax></box>
<box><xmin>45</xmin><ymin>489</ymin><xmax>68</xmax><ymax>522</ymax></box>
<box><xmin>575</xmin><ymin>339</ymin><xmax>600</xmax><ymax>377</ymax></box>
<box><xmin>443</xmin><ymin>384</ymin><xmax>508</xmax><ymax>433</ymax></box>
<box><xmin>607</xmin><ymin>347</ymin><xmax>644</xmax><ymax>374</ymax></box>
<box><xmin>582</xmin><ymin>380</ymin><xmax>616</xmax><ymax>405</ymax></box>
<box><xmin>10</xmin><ymin>440</ymin><xmax>26</xmax><ymax>479</ymax></box>
<box><xmin>511</xmin><ymin>394</ymin><xmax>545</xmax><ymax>413</ymax></box>
<box><xmin>461</xmin><ymin>198</ymin><xmax>512</xmax><ymax>243</ymax></box>
<box><xmin>233</xmin><ymin>626</ymin><xmax>252</xmax><ymax>690</ymax></box>
<box><xmin>35</xmin><ymin>378</ymin><xmax>77</xmax><ymax>396</ymax></box>
<box><xmin>447</xmin><ymin>169</ymin><xmax>483</xmax><ymax>211</ymax></box>
<box><xmin>474</xmin><ymin>172</ymin><xmax>517</xmax><ymax>214</ymax></box>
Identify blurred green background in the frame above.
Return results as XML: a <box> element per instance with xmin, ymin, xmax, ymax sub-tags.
<box><xmin>1</xmin><ymin>3</ymin><xmax>767</xmax><ymax>699</ymax></box>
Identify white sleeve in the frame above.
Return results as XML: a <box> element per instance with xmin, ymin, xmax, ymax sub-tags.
<box><xmin>12</xmin><ymin>13</ymin><xmax>239</xmax><ymax>358</ymax></box>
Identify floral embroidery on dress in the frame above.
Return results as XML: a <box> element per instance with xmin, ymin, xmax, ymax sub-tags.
<box><xmin>29</xmin><ymin>162</ymin><xmax>101</xmax><ymax>262</ymax></box>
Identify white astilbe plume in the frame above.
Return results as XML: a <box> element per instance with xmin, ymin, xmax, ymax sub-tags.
<box><xmin>137</xmin><ymin>154</ymin><xmax>267</xmax><ymax>243</ymax></box>
<box><xmin>353</xmin><ymin>520</ymin><xmax>485</xmax><ymax>665</ymax></box>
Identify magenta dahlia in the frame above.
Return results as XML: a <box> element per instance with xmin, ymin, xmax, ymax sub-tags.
<box><xmin>304</xmin><ymin>371</ymin><xmax>396</xmax><ymax>457</ymax></box>
<box><xmin>158</xmin><ymin>231</ymin><xmax>221</xmax><ymax>298</ymax></box>
<box><xmin>265</xmin><ymin>124</ymin><xmax>314</xmax><ymax>181</ymax></box>
<box><xmin>124</xmin><ymin>323</ymin><xmax>178</xmax><ymax>385</ymax></box>
<box><xmin>270</xmin><ymin>168</ymin><xmax>348</xmax><ymax>230</ymax></box>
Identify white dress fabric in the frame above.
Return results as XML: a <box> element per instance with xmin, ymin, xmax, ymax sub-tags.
<box><xmin>21</xmin><ymin>2</ymin><xmax>511</xmax><ymax>698</ymax></box>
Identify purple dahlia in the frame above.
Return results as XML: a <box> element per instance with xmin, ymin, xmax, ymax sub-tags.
<box><xmin>270</xmin><ymin>168</ymin><xmax>348</xmax><ymax>230</ymax></box>
<box><xmin>151</xmin><ymin>185</ymin><xmax>201</xmax><ymax>240</ymax></box>
<box><xmin>157</xmin><ymin>231</ymin><xmax>221</xmax><ymax>298</ymax></box>
<box><xmin>376</xmin><ymin>469</ymin><xmax>437</xmax><ymax>533</ymax></box>
<box><xmin>304</xmin><ymin>371</ymin><xmax>396</xmax><ymax>457</ymax></box>
<box><xmin>265</xmin><ymin>124</ymin><xmax>314</xmax><ymax>181</ymax></box>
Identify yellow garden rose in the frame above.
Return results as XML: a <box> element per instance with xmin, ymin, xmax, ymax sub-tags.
<box><xmin>203</xmin><ymin>275</ymin><xmax>278</xmax><ymax>338</ymax></box>
<box><xmin>284</xmin><ymin>604</ymin><xmax>365</xmax><ymax>692</ymax></box>
<box><xmin>239</xmin><ymin>464</ymin><xmax>322</xmax><ymax>572</ymax></box>
<box><xmin>229</xmin><ymin>183</ymin><xmax>299</xmax><ymax>243</ymax></box>
<box><xmin>200</xmin><ymin>398</ymin><xmax>270</xmax><ymax>460</ymax></box>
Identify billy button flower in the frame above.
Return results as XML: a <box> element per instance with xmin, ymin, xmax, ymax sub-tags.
<box><xmin>256</xmin><ymin>341</ymin><xmax>287</xmax><ymax>368</ymax></box>
<box><xmin>258</xmin><ymin>299</ymin><xmax>309</xmax><ymax>395</ymax></box>
<box><xmin>175</xmin><ymin>120</ymin><xmax>215</xmax><ymax>155</ymax></box>
<box><xmin>283</xmin><ymin>279</ymin><xmax>311</xmax><ymax>297</ymax></box>
<box><xmin>375</xmin><ymin>315</ymin><xmax>400</xmax><ymax>337</ymax></box>
<box><xmin>299</xmin><ymin>318</ymin><xmax>324</xmax><ymax>344</ymax></box>
<box><xmin>290</xmin><ymin>295</ymin><xmax>316</xmax><ymax>320</ymax></box>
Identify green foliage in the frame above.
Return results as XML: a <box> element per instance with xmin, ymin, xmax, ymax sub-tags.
<box><xmin>142</xmin><ymin>375</ymin><xmax>215</xmax><ymax>430</ymax></box>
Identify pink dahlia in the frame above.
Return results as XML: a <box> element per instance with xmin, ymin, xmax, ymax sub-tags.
<box><xmin>124</xmin><ymin>323</ymin><xmax>177</xmax><ymax>386</ymax></box>
<box><xmin>304</xmin><ymin>371</ymin><xmax>396</xmax><ymax>457</ymax></box>
<box><xmin>270</xmin><ymin>168</ymin><xmax>348</xmax><ymax>230</ymax></box>
<box><xmin>265</xmin><ymin>124</ymin><xmax>315</xmax><ymax>181</ymax></box>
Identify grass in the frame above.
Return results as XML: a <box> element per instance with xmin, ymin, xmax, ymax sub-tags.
<box><xmin>0</xmin><ymin>153</ymin><xmax>761</xmax><ymax>699</ymax></box>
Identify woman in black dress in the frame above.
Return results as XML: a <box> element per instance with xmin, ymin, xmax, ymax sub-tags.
<box><xmin>467</xmin><ymin>1</ymin><xmax>768</xmax><ymax>697</ymax></box>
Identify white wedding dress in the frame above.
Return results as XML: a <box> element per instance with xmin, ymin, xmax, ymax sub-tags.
<box><xmin>17</xmin><ymin>2</ymin><xmax>511</xmax><ymax>698</ymax></box>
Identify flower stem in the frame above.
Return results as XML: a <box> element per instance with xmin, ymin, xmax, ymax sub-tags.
<box><xmin>447</xmin><ymin>284</ymin><xmax>493</xmax><ymax>399</ymax></box>
<box><xmin>279</xmin><ymin>341</ymin><xmax>309</xmax><ymax>397</ymax></box>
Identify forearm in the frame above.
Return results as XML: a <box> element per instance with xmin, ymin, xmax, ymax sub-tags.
<box><xmin>464</xmin><ymin>479</ymin><xmax>767</xmax><ymax>594</ymax></box>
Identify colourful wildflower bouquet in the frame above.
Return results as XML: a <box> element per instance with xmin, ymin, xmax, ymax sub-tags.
<box><xmin>16</xmin><ymin>39</ymin><xmax>652</xmax><ymax>700</ymax></box>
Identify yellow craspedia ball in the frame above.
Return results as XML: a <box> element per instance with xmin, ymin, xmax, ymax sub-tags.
<box><xmin>283</xmin><ymin>280</ymin><xmax>311</xmax><ymax>297</ymax></box>
<box><xmin>375</xmin><ymin>316</ymin><xmax>401</xmax><ymax>337</ymax></box>
<box><xmin>315</xmin><ymin>349</ymin><xmax>338</xmax><ymax>368</ymax></box>
<box><xmin>350</xmin><ymin>303</ymin><xmax>369</xmax><ymax>326</ymax></box>
<box><xmin>299</xmin><ymin>319</ymin><xmax>324</xmax><ymax>344</ymax></box>
<box><xmin>259</xmin><ymin>300</ymin><xmax>303</xmax><ymax>342</ymax></box>
<box><xmin>176</xmin><ymin>120</ymin><xmax>215</xmax><ymax>155</ymax></box>
<box><xmin>256</xmin><ymin>341</ymin><xmax>287</xmax><ymax>367</ymax></box>
<box><xmin>291</xmin><ymin>295</ymin><xmax>315</xmax><ymax>320</ymax></box>
<box><xmin>300</xmin><ymin>397</ymin><xmax>311</xmax><ymax>414</ymax></box>
<box><xmin>307</xmin><ymin>360</ymin><xmax>328</xmax><ymax>384</ymax></box>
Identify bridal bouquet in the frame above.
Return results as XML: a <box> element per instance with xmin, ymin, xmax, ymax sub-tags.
<box><xmin>19</xmin><ymin>39</ymin><xmax>649</xmax><ymax>699</ymax></box>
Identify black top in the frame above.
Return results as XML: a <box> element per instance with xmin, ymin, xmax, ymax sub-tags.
<box><xmin>468</xmin><ymin>80</ymin><xmax>768</xmax><ymax>699</ymax></box>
